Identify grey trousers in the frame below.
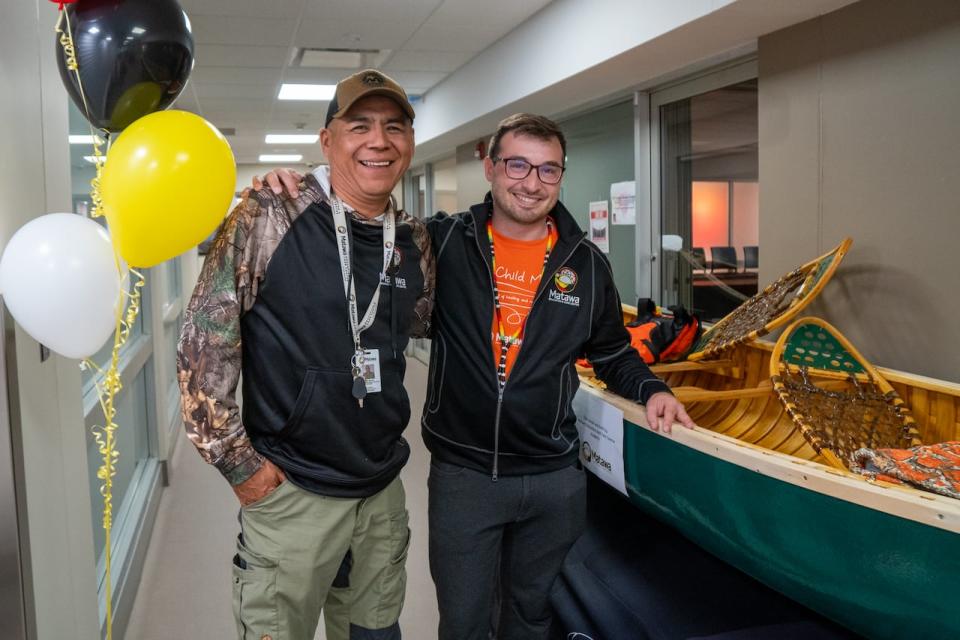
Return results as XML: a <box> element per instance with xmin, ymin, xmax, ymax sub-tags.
<box><xmin>428</xmin><ymin>459</ymin><xmax>587</xmax><ymax>640</ymax></box>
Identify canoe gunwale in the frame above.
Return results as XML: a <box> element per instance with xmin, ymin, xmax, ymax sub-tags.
<box><xmin>577</xmin><ymin>383</ymin><xmax>960</xmax><ymax>535</ymax></box>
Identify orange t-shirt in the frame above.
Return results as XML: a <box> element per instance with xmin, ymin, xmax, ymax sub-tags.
<box><xmin>490</xmin><ymin>222</ymin><xmax>559</xmax><ymax>380</ymax></box>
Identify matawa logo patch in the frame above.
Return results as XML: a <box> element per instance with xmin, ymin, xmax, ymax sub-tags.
<box><xmin>554</xmin><ymin>267</ymin><xmax>578</xmax><ymax>293</ymax></box>
<box><xmin>362</xmin><ymin>72</ymin><xmax>385</xmax><ymax>86</ymax></box>
<box><xmin>391</xmin><ymin>246</ymin><xmax>403</xmax><ymax>270</ymax></box>
<box><xmin>381</xmin><ymin>246</ymin><xmax>407</xmax><ymax>288</ymax></box>
<box><xmin>549</xmin><ymin>266</ymin><xmax>580</xmax><ymax>307</ymax></box>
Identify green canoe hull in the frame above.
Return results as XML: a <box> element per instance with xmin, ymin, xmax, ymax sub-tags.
<box><xmin>623</xmin><ymin>420</ymin><xmax>960</xmax><ymax>640</ymax></box>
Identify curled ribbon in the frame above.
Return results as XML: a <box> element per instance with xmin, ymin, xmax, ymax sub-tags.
<box><xmin>80</xmin><ymin>269</ymin><xmax>144</xmax><ymax>640</ymax></box>
<box><xmin>56</xmin><ymin>6</ymin><xmax>135</xmax><ymax>640</ymax></box>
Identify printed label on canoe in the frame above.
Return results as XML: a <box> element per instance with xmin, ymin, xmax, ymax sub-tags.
<box><xmin>573</xmin><ymin>389</ymin><xmax>626</xmax><ymax>495</ymax></box>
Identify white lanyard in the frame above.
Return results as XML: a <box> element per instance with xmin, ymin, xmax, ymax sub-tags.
<box><xmin>331</xmin><ymin>197</ymin><xmax>395</xmax><ymax>405</ymax></box>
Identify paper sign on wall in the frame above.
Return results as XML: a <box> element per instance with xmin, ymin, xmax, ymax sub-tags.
<box><xmin>589</xmin><ymin>200</ymin><xmax>609</xmax><ymax>253</ymax></box>
<box><xmin>573</xmin><ymin>388</ymin><xmax>627</xmax><ymax>495</ymax></box>
<box><xmin>611</xmin><ymin>181</ymin><xmax>636</xmax><ymax>225</ymax></box>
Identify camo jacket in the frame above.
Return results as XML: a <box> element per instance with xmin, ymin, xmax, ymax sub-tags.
<box><xmin>177</xmin><ymin>170</ymin><xmax>434</xmax><ymax>486</ymax></box>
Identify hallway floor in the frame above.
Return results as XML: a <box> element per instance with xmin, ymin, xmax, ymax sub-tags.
<box><xmin>125</xmin><ymin>359</ymin><xmax>439</xmax><ymax>639</ymax></box>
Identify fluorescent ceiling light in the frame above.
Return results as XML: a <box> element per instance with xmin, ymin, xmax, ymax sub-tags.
<box><xmin>70</xmin><ymin>134</ymin><xmax>104</xmax><ymax>144</ymax></box>
<box><xmin>278</xmin><ymin>84</ymin><xmax>336</xmax><ymax>101</ymax></box>
<box><xmin>259</xmin><ymin>154</ymin><xmax>303</xmax><ymax>163</ymax></box>
<box><xmin>83</xmin><ymin>155</ymin><xmax>106</xmax><ymax>164</ymax></box>
<box><xmin>265</xmin><ymin>134</ymin><xmax>319</xmax><ymax>144</ymax></box>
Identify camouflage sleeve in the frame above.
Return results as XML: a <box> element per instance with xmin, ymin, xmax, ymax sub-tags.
<box><xmin>408</xmin><ymin>216</ymin><xmax>436</xmax><ymax>339</ymax></box>
<box><xmin>177</xmin><ymin>197</ymin><xmax>265</xmax><ymax>486</ymax></box>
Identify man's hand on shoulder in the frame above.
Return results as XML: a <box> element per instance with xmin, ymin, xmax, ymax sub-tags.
<box><xmin>247</xmin><ymin>168</ymin><xmax>304</xmax><ymax>199</ymax></box>
<box><xmin>233</xmin><ymin>458</ymin><xmax>286</xmax><ymax>507</ymax></box>
<box><xmin>645</xmin><ymin>391</ymin><xmax>695</xmax><ymax>434</ymax></box>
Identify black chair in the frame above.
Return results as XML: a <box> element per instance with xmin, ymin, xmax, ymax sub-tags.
<box><xmin>743</xmin><ymin>245</ymin><xmax>759</xmax><ymax>271</ymax></box>
<box><xmin>690</xmin><ymin>247</ymin><xmax>707</xmax><ymax>271</ymax></box>
<box><xmin>710</xmin><ymin>246</ymin><xmax>738</xmax><ymax>272</ymax></box>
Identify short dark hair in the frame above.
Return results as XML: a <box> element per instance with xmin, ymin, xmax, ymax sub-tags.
<box><xmin>488</xmin><ymin>113</ymin><xmax>566</xmax><ymax>163</ymax></box>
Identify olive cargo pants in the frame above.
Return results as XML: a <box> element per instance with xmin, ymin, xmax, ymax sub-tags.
<box><xmin>232</xmin><ymin>476</ymin><xmax>410</xmax><ymax>640</ymax></box>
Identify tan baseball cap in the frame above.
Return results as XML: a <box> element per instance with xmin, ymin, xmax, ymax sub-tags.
<box><xmin>324</xmin><ymin>69</ymin><xmax>415</xmax><ymax>127</ymax></box>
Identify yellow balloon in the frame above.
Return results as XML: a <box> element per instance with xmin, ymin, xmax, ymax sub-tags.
<box><xmin>101</xmin><ymin>110</ymin><xmax>236</xmax><ymax>268</ymax></box>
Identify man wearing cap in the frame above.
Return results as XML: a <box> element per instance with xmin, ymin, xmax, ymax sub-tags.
<box><xmin>256</xmin><ymin>112</ymin><xmax>693</xmax><ymax>640</ymax></box>
<box><xmin>178</xmin><ymin>69</ymin><xmax>432</xmax><ymax>640</ymax></box>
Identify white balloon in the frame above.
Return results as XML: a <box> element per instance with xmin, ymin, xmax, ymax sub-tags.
<box><xmin>0</xmin><ymin>213</ymin><xmax>127</xmax><ymax>359</ymax></box>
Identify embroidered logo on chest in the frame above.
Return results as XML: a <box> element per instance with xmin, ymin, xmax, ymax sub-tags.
<box><xmin>548</xmin><ymin>267</ymin><xmax>580</xmax><ymax>306</ymax></box>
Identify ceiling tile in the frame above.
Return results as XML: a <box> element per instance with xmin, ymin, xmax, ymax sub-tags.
<box><xmin>383</xmin><ymin>50</ymin><xmax>475</xmax><ymax>73</ymax></box>
<box><xmin>189</xmin><ymin>15</ymin><xmax>297</xmax><ymax>46</ymax></box>
<box><xmin>191</xmin><ymin>67</ymin><xmax>286</xmax><ymax>85</ymax></box>
<box><xmin>426</xmin><ymin>0</ymin><xmax>553</xmax><ymax>29</ymax></box>
<box><xmin>195</xmin><ymin>44</ymin><xmax>292</xmax><ymax>68</ymax></box>
<box><xmin>181</xmin><ymin>0</ymin><xmax>305</xmax><ymax>19</ymax></box>
<box><xmin>177</xmin><ymin>0</ymin><xmax>558</xmax><ymax>169</ymax></box>
<box><xmin>370</xmin><ymin>70</ymin><xmax>448</xmax><ymax>94</ymax></box>
<box><xmin>199</xmin><ymin>97</ymin><xmax>275</xmax><ymax>113</ymax></box>
<box><xmin>294</xmin><ymin>19</ymin><xmax>421</xmax><ymax>50</ymax></box>
<box><xmin>194</xmin><ymin>83</ymin><xmax>279</xmax><ymax>100</ymax></box>
<box><xmin>301</xmin><ymin>0</ymin><xmax>440</xmax><ymax>24</ymax></box>
<box><xmin>402</xmin><ymin>24</ymin><xmax>505</xmax><ymax>52</ymax></box>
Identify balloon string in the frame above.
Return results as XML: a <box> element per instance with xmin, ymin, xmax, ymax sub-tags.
<box><xmin>89</xmin><ymin>135</ymin><xmax>108</xmax><ymax>219</ymax></box>
<box><xmin>54</xmin><ymin>13</ymin><xmax>142</xmax><ymax>637</ymax></box>
<box><xmin>80</xmin><ymin>269</ymin><xmax>144</xmax><ymax>640</ymax></box>
<box><xmin>55</xmin><ymin>8</ymin><xmax>109</xmax><ymax>218</ymax></box>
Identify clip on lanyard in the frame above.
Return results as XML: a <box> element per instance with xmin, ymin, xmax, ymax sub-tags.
<box><xmin>331</xmin><ymin>197</ymin><xmax>396</xmax><ymax>407</ymax></box>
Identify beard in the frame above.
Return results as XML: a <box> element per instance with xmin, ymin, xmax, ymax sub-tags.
<box><xmin>490</xmin><ymin>184</ymin><xmax>557</xmax><ymax>227</ymax></box>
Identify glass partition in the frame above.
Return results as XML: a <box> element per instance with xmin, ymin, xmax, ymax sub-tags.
<box><xmin>656</xmin><ymin>76</ymin><xmax>758</xmax><ymax>321</ymax></box>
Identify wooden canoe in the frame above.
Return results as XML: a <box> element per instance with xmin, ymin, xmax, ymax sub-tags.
<box><xmin>578</xmin><ymin>313</ymin><xmax>960</xmax><ymax>639</ymax></box>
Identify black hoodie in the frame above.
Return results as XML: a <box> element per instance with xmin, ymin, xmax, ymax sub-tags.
<box><xmin>422</xmin><ymin>196</ymin><xmax>671</xmax><ymax>479</ymax></box>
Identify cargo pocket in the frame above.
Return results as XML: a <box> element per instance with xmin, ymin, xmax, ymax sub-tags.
<box><xmin>375</xmin><ymin>515</ymin><xmax>411</xmax><ymax>628</ymax></box>
<box><xmin>232</xmin><ymin>533</ymin><xmax>280</xmax><ymax>640</ymax></box>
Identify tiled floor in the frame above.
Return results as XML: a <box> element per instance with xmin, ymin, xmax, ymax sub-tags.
<box><xmin>125</xmin><ymin>359</ymin><xmax>439</xmax><ymax>639</ymax></box>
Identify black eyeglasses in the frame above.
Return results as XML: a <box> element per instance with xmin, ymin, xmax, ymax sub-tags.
<box><xmin>492</xmin><ymin>156</ymin><xmax>566</xmax><ymax>184</ymax></box>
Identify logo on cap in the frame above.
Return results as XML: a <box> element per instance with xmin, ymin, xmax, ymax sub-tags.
<box><xmin>362</xmin><ymin>72</ymin><xmax>385</xmax><ymax>86</ymax></box>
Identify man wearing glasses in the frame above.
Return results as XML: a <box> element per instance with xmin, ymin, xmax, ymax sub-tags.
<box><xmin>423</xmin><ymin>113</ymin><xmax>692</xmax><ymax>639</ymax></box>
<box><xmin>254</xmin><ymin>112</ymin><xmax>692</xmax><ymax>639</ymax></box>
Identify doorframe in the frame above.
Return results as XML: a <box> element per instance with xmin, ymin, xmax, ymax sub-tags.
<box><xmin>638</xmin><ymin>57</ymin><xmax>758</xmax><ymax>303</ymax></box>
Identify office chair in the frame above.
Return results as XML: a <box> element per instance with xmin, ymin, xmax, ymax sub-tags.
<box><xmin>710</xmin><ymin>246</ymin><xmax>738</xmax><ymax>272</ymax></box>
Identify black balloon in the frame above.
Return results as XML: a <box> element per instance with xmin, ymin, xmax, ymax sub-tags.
<box><xmin>56</xmin><ymin>0</ymin><xmax>194</xmax><ymax>132</ymax></box>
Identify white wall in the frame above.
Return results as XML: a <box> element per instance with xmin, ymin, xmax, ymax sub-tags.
<box><xmin>414</xmin><ymin>0</ymin><xmax>859</xmax><ymax>161</ymax></box>
<box><xmin>455</xmin><ymin>139</ymin><xmax>492</xmax><ymax>211</ymax></box>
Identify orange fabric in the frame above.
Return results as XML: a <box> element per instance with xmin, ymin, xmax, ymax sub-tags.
<box><xmin>626</xmin><ymin>323</ymin><xmax>658</xmax><ymax>364</ymax></box>
<box><xmin>490</xmin><ymin>224</ymin><xmax>558</xmax><ymax>380</ymax></box>
<box><xmin>851</xmin><ymin>441</ymin><xmax>960</xmax><ymax>500</ymax></box>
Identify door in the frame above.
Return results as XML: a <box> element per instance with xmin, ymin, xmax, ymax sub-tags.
<box><xmin>650</xmin><ymin>60</ymin><xmax>759</xmax><ymax>322</ymax></box>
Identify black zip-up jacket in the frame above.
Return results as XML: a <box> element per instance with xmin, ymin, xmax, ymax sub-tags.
<box><xmin>178</xmin><ymin>174</ymin><xmax>434</xmax><ymax>498</ymax></box>
<box><xmin>422</xmin><ymin>196</ymin><xmax>671</xmax><ymax>478</ymax></box>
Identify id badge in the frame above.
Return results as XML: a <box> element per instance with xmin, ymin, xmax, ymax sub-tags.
<box><xmin>361</xmin><ymin>348</ymin><xmax>382</xmax><ymax>394</ymax></box>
